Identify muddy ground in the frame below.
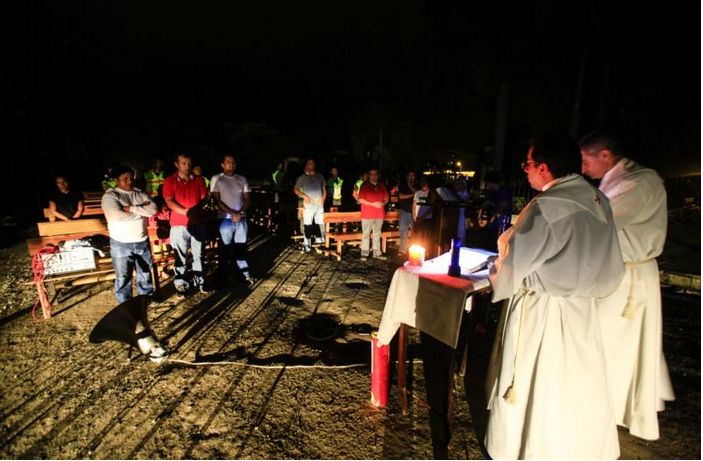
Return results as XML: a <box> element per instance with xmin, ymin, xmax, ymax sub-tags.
<box><xmin>0</xmin><ymin>229</ymin><xmax>700</xmax><ymax>459</ymax></box>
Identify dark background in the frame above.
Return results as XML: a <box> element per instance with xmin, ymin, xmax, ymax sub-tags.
<box><xmin>8</xmin><ymin>0</ymin><xmax>701</xmax><ymax>215</ymax></box>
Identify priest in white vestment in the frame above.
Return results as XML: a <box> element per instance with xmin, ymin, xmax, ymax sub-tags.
<box><xmin>485</xmin><ymin>133</ymin><xmax>625</xmax><ymax>459</ymax></box>
<box><xmin>580</xmin><ymin>133</ymin><xmax>675</xmax><ymax>440</ymax></box>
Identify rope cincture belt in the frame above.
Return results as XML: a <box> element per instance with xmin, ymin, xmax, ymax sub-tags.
<box><xmin>502</xmin><ymin>288</ymin><xmax>533</xmax><ymax>405</ymax></box>
<box><xmin>621</xmin><ymin>258</ymin><xmax>656</xmax><ymax>319</ymax></box>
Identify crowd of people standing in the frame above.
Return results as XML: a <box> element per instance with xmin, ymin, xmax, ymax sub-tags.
<box><xmin>47</xmin><ymin>152</ymin><xmax>519</xmax><ymax>304</ymax></box>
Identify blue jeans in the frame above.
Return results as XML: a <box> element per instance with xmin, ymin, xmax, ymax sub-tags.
<box><xmin>110</xmin><ymin>238</ymin><xmax>153</xmax><ymax>304</ymax></box>
<box><xmin>399</xmin><ymin>210</ymin><xmax>413</xmax><ymax>253</ymax></box>
<box><xmin>219</xmin><ymin>218</ymin><xmax>250</xmax><ymax>278</ymax></box>
<box><xmin>170</xmin><ymin>225</ymin><xmax>205</xmax><ymax>289</ymax></box>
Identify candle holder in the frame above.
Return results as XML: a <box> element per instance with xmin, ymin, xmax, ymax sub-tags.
<box><xmin>408</xmin><ymin>245</ymin><xmax>425</xmax><ymax>267</ymax></box>
<box><xmin>448</xmin><ymin>238</ymin><xmax>461</xmax><ymax>277</ymax></box>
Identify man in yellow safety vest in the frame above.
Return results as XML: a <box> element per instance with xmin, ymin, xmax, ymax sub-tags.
<box><xmin>143</xmin><ymin>158</ymin><xmax>165</xmax><ymax>198</ymax></box>
<box><xmin>353</xmin><ymin>172</ymin><xmax>368</xmax><ymax>203</ymax></box>
<box><xmin>326</xmin><ymin>167</ymin><xmax>343</xmax><ymax>208</ymax></box>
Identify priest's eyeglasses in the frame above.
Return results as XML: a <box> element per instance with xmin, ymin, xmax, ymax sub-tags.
<box><xmin>520</xmin><ymin>160</ymin><xmax>541</xmax><ymax>170</ymax></box>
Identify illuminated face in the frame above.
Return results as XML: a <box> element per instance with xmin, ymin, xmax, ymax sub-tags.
<box><xmin>361</xmin><ymin>173</ymin><xmax>369</xmax><ymax>182</ymax></box>
<box><xmin>524</xmin><ymin>146</ymin><xmax>545</xmax><ymax>191</ymax></box>
<box><xmin>331</xmin><ymin>167</ymin><xmax>338</xmax><ymax>177</ymax></box>
<box><xmin>175</xmin><ymin>155</ymin><xmax>192</xmax><ymax>176</ymax></box>
<box><xmin>306</xmin><ymin>159</ymin><xmax>316</xmax><ymax>173</ymax></box>
<box><xmin>193</xmin><ymin>166</ymin><xmax>203</xmax><ymax>176</ymax></box>
<box><xmin>222</xmin><ymin>156</ymin><xmax>236</xmax><ymax>175</ymax></box>
<box><xmin>580</xmin><ymin>149</ymin><xmax>609</xmax><ymax>179</ymax></box>
<box><xmin>407</xmin><ymin>172</ymin><xmax>416</xmax><ymax>183</ymax></box>
<box><xmin>116</xmin><ymin>172</ymin><xmax>134</xmax><ymax>191</ymax></box>
<box><xmin>368</xmin><ymin>170</ymin><xmax>379</xmax><ymax>183</ymax></box>
<box><xmin>55</xmin><ymin>177</ymin><xmax>69</xmax><ymax>192</ymax></box>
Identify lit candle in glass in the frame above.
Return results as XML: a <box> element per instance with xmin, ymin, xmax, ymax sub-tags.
<box><xmin>408</xmin><ymin>245</ymin><xmax>425</xmax><ymax>267</ymax></box>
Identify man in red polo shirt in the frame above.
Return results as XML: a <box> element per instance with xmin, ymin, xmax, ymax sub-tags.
<box><xmin>357</xmin><ymin>168</ymin><xmax>389</xmax><ymax>261</ymax></box>
<box><xmin>163</xmin><ymin>152</ymin><xmax>209</xmax><ymax>296</ymax></box>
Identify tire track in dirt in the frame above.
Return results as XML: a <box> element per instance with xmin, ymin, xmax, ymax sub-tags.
<box><xmin>1</xmin><ymin>238</ymin><xmax>294</xmax><ymax>457</ymax></box>
<box><xmin>73</xmin><ymin>250</ymin><xmax>322</xmax><ymax>458</ymax></box>
<box><xmin>70</xmin><ymin>246</ymin><xmax>307</xmax><ymax>457</ymax></box>
<box><xmin>232</xmin><ymin>256</ymin><xmax>375</xmax><ymax>458</ymax></box>
<box><xmin>185</xmin><ymin>254</ymin><xmax>351</xmax><ymax>458</ymax></box>
<box><xmin>0</xmin><ymin>236</ymin><xmax>284</xmax><ymax>421</ymax></box>
<box><xmin>119</xmin><ymin>254</ymin><xmax>327</xmax><ymax>458</ymax></box>
<box><xmin>166</xmin><ymin>246</ymin><xmax>306</xmax><ymax>360</ymax></box>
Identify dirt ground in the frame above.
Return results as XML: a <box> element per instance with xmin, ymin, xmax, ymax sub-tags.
<box><xmin>0</xmin><ymin>230</ymin><xmax>700</xmax><ymax>459</ymax></box>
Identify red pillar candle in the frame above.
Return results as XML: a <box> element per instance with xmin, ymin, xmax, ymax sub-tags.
<box><xmin>371</xmin><ymin>331</ymin><xmax>389</xmax><ymax>407</ymax></box>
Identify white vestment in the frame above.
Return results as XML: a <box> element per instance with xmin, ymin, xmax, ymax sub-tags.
<box><xmin>485</xmin><ymin>174</ymin><xmax>625</xmax><ymax>460</ymax></box>
<box><xmin>596</xmin><ymin>158</ymin><xmax>675</xmax><ymax>440</ymax></box>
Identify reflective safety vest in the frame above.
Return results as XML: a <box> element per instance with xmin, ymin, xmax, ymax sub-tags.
<box><xmin>144</xmin><ymin>169</ymin><xmax>165</xmax><ymax>197</ymax></box>
<box><xmin>272</xmin><ymin>169</ymin><xmax>282</xmax><ymax>185</ymax></box>
<box><xmin>101</xmin><ymin>176</ymin><xmax>116</xmax><ymax>191</ymax></box>
<box><xmin>327</xmin><ymin>177</ymin><xmax>343</xmax><ymax>200</ymax></box>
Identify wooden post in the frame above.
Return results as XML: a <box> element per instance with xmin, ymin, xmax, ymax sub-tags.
<box><xmin>398</xmin><ymin>323</ymin><xmax>409</xmax><ymax>415</ymax></box>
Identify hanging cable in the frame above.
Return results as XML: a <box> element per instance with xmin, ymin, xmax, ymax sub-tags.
<box><xmin>31</xmin><ymin>246</ymin><xmax>60</xmax><ymax>321</ymax></box>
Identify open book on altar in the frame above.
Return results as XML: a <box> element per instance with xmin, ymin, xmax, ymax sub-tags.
<box><xmin>404</xmin><ymin>247</ymin><xmax>497</xmax><ymax>278</ymax></box>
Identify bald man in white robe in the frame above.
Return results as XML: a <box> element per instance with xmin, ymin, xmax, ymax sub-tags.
<box><xmin>485</xmin><ymin>135</ymin><xmax>625</xmax><ymax>459</ymax></box>
<box><xmin>581</xmin><ymin>133</ymin><xmax>675</xmax><ymax>441</ymax></box>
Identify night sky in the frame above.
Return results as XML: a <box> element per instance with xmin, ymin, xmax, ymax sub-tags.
<box><xmin>9</xmin><ymin>1</ymin><xmax>701</xmax><ymax>213</ymax></box>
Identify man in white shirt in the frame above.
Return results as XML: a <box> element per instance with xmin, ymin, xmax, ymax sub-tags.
<box><xmin>485</xmin><ymin>133</ymin><xmax>625</xmax><ymax>459</ymax></box>
<box><xmin>580</xmin><ymin>132</ymin><xmax>675</xmax><ymax>440</ymax></box>
<box><xmin>211</xmin><ymin>154</ymin><xmax>253</xmax><ymax>285</ymax></box>
<box><xmin>101</xmin><ymin>166</ymin><xmax>158</xmax><ymax>303</ymax></box>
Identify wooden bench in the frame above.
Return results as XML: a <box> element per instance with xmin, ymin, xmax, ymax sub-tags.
<box><xmin>28</xmin><ymin>219</ymin><xmax>110</xmax><ymax>255</ymax></box>
<box><xmin>29</xmin><ymin>215</ymin><xmax>175</xmax><ymax>316</ymax></box>
<box><xmin>44</xmin><ymin>191</ymin><xmax>105</xmax><ymax>222</ymax></box>
<box><xmin>329</xmin><ymin>230</ymin><xmax>400</xmax><ymax>255</ymax></box>
<box><xmin>30</xmin><ymin>201</ymin><xmax>226</xmax><ymax>318</ymax></box>
<box><xmin>323</xmin><ymin>211</ymin><xmax>400</xmax><ymax>259</ymax></box>
<box><xmin>27</xmin><ymin>218</ymin><xmax>113</xmax><ymax>319</ymax></box>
